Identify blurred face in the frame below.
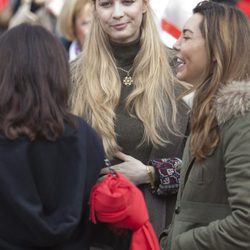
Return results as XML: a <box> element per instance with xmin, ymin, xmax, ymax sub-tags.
<box><xmin>173</xmin><ymin>13</ymin><xmax>208</xmax><ymax>85</ymax></box>
<box><xmin>74</xmin><ymin>3</ymin><xmax>93</xmax><ymax>47</ymax></box>
<box><xmin>95</xmin><ymin>0</ymin><xmax>148</xmax><ymax>43</ymax></box>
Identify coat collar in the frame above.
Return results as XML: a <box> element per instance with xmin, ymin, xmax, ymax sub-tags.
<box><xmin>214</xmin><ymin>80</ymin><xmax>250</xmax><ymax>125</ymax></box>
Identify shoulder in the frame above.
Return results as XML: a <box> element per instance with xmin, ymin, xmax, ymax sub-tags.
<box><xmin>221</xmin><ymin>111</ymin><xmax>250</xmax><ymax>142</ymax></box>
<box><xmin>72</xmin><ymin>115</ymin><xmax>98</xmax><ymax>137</ymax></box>
<box><xmin>67</xmin><ymin>115</ymin><xmax>104</xmax><ymax>161</ymax></box>
<box><xmin>214</xmin><ymin>80</ymin><xmax>250</xmax><ymax>126</ymax></box>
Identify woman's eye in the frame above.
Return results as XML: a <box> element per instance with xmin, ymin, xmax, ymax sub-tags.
<box><xmin>122</xmin><ymin>0</ymin><xmax>135</xmax><ymax>6</ymax></box>
<box><xmin>99</xmin><ymin>1</ymin><xmax>112</xmax><ymax>7</ymax></box>
<box><xmin>81</xmin><ymin>21</ymin><xmax>90</xmax><ymax>26</ymax></box>
<box><xmin>183</xmin><ymin>36</ymin><xmax>190</xmax><ymax>40</ymax></box>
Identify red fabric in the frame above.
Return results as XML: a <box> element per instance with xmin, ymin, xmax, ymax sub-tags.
<box><xmin>89</xmin><ymin>172</ymin><xmax>160</xmax><ymax>250</ymax></box>
<box><xmin>0</xmin><ymin>0</ymin><xmax>8</xmax><ymax>11</ymax></box>
<box><xmin>237</xmin><ymin>0</ymin><xmax>250</xmax><ymax>19</ymax></box>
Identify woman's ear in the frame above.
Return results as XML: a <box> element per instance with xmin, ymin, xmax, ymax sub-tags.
<box><xmin>142</xmin><ymin>0</ymin><xmax>149</xmax><ymax>14</ymax></box>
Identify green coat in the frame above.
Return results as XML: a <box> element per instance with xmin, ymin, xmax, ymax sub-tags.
<box><xmin>161</xmin><ymin>80</ymin><xmax>250</xmax><ymax>250</ymax></box>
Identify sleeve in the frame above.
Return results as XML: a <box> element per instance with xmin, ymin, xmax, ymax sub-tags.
<box><xmin>149</xmin><ymin>158</ymin><xmax>182</xmax><ymax>196</ymax></box>
<box><xmin>173</xmin><ymin>114</ymin><xmax>250</xmax><ymax>250</ymax></box>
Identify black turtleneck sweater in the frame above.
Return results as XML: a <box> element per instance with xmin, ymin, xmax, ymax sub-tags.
<box><xmin>110</xmin><ymin>39</ymin><xmax>153</xmax><ymax>165</ymax></box>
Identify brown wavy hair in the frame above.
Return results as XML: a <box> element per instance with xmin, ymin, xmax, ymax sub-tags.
<box><xmin>0</xmin><ymin>24</ymin><xmax>74</xmax><ymax>141</ymax></box>
<box><xmin>189</xmin><ymin>1</ymin><xmax>250</xmax><ymax>160</ymax></box>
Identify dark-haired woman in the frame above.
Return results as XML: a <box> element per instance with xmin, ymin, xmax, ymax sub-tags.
<box><xmin>0</xmin><ymin>23</ymin><xmax>104</xmax><ymax>250</ymax></box>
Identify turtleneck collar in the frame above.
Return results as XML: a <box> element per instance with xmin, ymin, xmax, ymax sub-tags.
<box><xmin>110</xmin><ymin>37</ymin><xmax>141</xmax><ymax>68</ymax></box>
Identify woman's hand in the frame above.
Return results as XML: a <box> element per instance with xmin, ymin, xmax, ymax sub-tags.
<box><xmin>100</xmin><ymin>151</ymin><xmax>154</xmax><ymax>186</ymax></box>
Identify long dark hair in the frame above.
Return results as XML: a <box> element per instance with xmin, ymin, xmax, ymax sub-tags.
<box><xmin>190</xmin><ymin>1</ymin><xmax>250</xmax><ymax>160</ymax></box>
<box><xmin>0</xmin><ymin>24</ymin><xmax>74</xmax><ymax>141</ymax></box>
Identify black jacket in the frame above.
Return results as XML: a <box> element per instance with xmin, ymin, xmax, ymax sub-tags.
<box><xmin>0</xmin><ymin>116</ymin><xmax>104</xmax><ymax>249</ymax></box>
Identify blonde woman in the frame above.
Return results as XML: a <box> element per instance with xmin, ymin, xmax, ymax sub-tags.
<box><xmin>70</xmin><ymin>0</ymin><xmax>189</xmax><ymax>249</ymax></box>
<box><xmin>58</xmin><ymin>0</ymin><xmax>92</xmax><ymax>60</ymax></box>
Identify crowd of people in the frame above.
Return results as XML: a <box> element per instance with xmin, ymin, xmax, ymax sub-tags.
<box><xmin>0</xmin><ymin>0</ymin><xmax>250</xmax><ymax>250</ymax></box>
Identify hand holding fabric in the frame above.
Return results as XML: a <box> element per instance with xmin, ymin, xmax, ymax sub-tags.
<box><xmin>89</xmin><ymin>172</ymin><xmax>160</xmax><ymax>250</ymax></box>
<box><xmin>100</xmin><ymin>152</ymin><xmax>151</xmax><ymax>186</ymax></box>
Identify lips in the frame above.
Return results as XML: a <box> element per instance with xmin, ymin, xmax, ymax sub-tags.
<box><xmin>173</xmin><ymin>56</ymin><xmax>185</xmax><ymax>72</ymax></box>
<box><xmin>111</xmin><ymin>22</ymin><xmax>128</xmax><ymax>31</ymax></box>
<box><xmin>176</xmin><ymin>57</ymin><xmax>185</xmax><ymax>66</ymax></box>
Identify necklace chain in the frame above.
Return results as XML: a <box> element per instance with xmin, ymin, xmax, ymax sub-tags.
<box><xmin>117</xmin><ymin>66</ymin><xmax>134</xmax><ymax>86</ymax></box>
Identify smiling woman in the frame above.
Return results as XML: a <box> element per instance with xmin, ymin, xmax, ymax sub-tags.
<box><xmin>70</xmin><ymin>0</ymin><xmax>190</xmax><ymax>249</ymax></box>
<box><xmin>173</xmin><ymin>13</ymin><xmax>208</xmax><ymax>85</ymax></box>
<box><xmin>160</xmin><ymin>1</ymin><xmax>250</xmax><ymax>250</ymax></box>
<box><xmin>95</xmin><ymin>0</ymin><xmax>147</xmax><ymax>43</ymax></box>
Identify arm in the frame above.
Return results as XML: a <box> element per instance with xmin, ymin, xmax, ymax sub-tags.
<box><xmin>173</xmin><ymin>115</ymin><xmax>250</xmax><ymax>250</ymax></box>
<box><xmin>100</xmin><ymin>152</ymin><xmax>181</xmax><ymax>196</ymax></box>
<box><xmin>100</xmin><ymin>152</ymin><xmax>154</xmax><ymax>186</ymax></box>
<box><xmin>149</xmin><ymin>158</ymin><xmax>182</xmax><ymax>196</ymax></box>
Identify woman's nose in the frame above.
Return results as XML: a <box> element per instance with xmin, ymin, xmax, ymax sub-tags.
<box><xmin>173</xmin><ymin>38</ymin><xmax>181</xmax><ymax>51</ymax></box>
<box><xmin>113</xmin><ymin>2</ymin><xmax>124</xmax><ymax>19</ymax></box>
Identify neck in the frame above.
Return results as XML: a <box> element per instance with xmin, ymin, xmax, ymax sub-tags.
<box><xmin>110</xmin><ymin>37</ymin><xmax>141</xmax><ymax>68</ymax></box>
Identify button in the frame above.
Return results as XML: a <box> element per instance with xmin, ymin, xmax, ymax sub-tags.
<box><xmin>175</xmin><ymin>206</ymin><xmax>180</xmax><ymax>214</ymax></box>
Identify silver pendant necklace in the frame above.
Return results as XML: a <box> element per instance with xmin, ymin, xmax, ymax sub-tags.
<box><xmin>117</xmin><ymin>66</ymin><xmax>134</xmax><ymax>86</ymax></box>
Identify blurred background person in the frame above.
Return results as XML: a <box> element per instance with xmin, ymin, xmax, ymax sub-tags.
<box><xmin>0</xmin><ymin>0</ymin><xmax>24</xmax><ymax>35</ymax></box>
<box><xmin>8</xmin><ymin>0</ymin><xmax>65</xmax><ymax>35</ymax></box>
<box><xmin>0</xmin><ymin>23</ymin><xmax>104</xmax><ymax>249</ymax></box>
<box><xmin>0</xmin><ymin>0</ymin><xmax>11</xmax><ymax>35</ymax></box>
<box><xmin>58</xmin><ymin>0</ymin><xmax>93</xmax><ymax>60</ymax></box>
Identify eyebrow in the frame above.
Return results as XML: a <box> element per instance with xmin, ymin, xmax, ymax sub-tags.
<box><xmin>183</xmin><ymin>29</ymin><xmax>193</xmax><ymax>34</ymax></box>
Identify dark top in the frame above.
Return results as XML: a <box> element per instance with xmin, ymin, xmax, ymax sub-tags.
<box><xmin>90</xmin><ymin>39</ymin><xmax>190</xmax><ymax>250</ymax></box>
<box><xmin>0</xmin><ymin>116</ymin><xmax>104</xmax><ymax>250</ymax></box>
<box><xmin>111</xmin><ymin>38</ymin><xmax>153</xmax><ymax>166</ymax></box>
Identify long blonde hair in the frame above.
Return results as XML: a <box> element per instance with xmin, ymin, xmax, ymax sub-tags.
<box><xmin>70</xmin><ymin>3</ymin><xmax>181</xmax><ymax>158</ymax></box>
<box><xmin>189</xmin><ymin>1</ymin><xmax>250</xmax><ymax>161</ymax></box>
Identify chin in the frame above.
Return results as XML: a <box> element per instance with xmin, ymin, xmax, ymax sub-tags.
<box><xmin>111</xmin><ymin>30</ymin><xmax>137</xmax><ymax>43</ymax></box>
<box><xmin>112</xmin><ymin>36</ymin><xmax>133</xmax><ymax>44</ymax></box>
<box><xmin>176</xmin><ymin>73</ymin><xmax>186</xmax><ymax>82</ymax></box>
